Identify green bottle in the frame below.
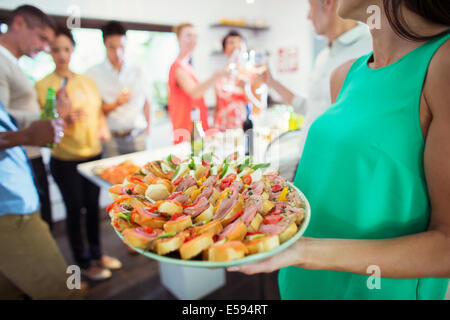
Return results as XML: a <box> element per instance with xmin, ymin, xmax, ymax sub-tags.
<box><xmin>41</xmin><ymin>88</ymin><xmax>59</xmax><ymax>148</ymax></box>
<box><xmin>41</xmin><ymin>88</ymin><xmax>59</xmax><ymax>120</ymax></box>
<box><xmin>190</xmin><ymin>108</ymin><xmax>204</xmax><ymax>156</ymax></box>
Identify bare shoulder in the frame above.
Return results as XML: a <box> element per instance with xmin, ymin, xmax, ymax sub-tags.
<box><xmin>424</xmin><ymin>38</ymin><xmax>450</xmax><ymax>117</ymax></box>
<box><xmin>330</xmin><ymin>59</ymin><xmax>357</xmax><ymax>104</ymax></box>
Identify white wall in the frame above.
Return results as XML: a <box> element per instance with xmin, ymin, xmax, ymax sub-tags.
<box><xmin>1</xmin><ymin>0</ymin><xmax>313</xmax><ymax>103</ymax></box>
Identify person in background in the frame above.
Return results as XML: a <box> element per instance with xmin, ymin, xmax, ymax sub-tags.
<box><xmin>0</xmin><ymin>101</ymin><xmax>82</xmax><ymax>299</ymax></box>
<box><xmin>35</xmin><ymin>25</ymin><xmax>121</xmax><ymax>281</ymax></box>
<box><xmin>168</xmin><ymin>23</ymin><xmax>227</xmax><ymax>143</ymax></box>
<box><xmin>230</xmin><ymin>0</ymin><xmax>450</xmax><ymax>300</ymax></box>
<box><xmin>214</xmin><ymin>30</ymin><xmax>266</xmax><ymax>131</ymax></box>
<box><xmin>261</xmin><ymin>0</ymin><xmax>372</xmax><ymax>156</ymax></box>
<box><xmin>214</xmin><ymin>30</ymin><xmax>247</xmax><ymax>131</ymax></box>
<box><xmin>87</xmin><ymin>21</ymin><xmax>151</xmax><ymax>157</ymax></box>
<box><xmin>0</xmin><ymin>5</ymin><xmax>56</xmax><ymax>230</ymax></box>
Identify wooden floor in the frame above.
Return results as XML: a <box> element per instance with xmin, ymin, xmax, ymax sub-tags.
<box><xmin>52</xmin><ymin>212</ymin><xmax>281</xmax><ymax>300</ymax></box>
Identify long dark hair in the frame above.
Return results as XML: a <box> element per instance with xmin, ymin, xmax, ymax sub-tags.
<box><xmin>383</xmin><ymin>0</ymin><xmax>450</xmax><ymax>41</ymax></box>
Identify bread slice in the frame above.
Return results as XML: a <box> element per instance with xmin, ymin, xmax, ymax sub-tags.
<box><xmin>247</xmin><ymin>213</ymin><xmax>263</xmax><ymax>233</ymax></box>
<box><xmin>179</xmin><ymin>232</ymin><xmax>214</xmax><ymax>260</ymax></box>
<box><xmin>246</xmin><ymin>235</ymin><xmax>280</xmax><ymax>254</ymax></box>
<box><xmin>163</xmin><ymin>215</ymin><xmax>192</xmax><ymax>233</ymax></box>
<box><xmin>145</xmin><ymin>184</ymin><xmax>171</xmax><ymax>201</ymax></box>
<box><xmin>262</xmin><ymin>200</ymin><xmax>275</xmax><ymax>215</ymax></box>
<box><xmin>122</xmin><ymin>228</ymin><xmax>163</xmax><ymax>249</ymax></box>
<box><xmin>279</xmin><ymin>222</ymin><xmax>298</xmax><ymax>243</ymax></box>
<box><xmin>155</xmin><ymin>233</ymin><xmax>187</xmax><ymax>255</ymax></box>
<box><xmin>132</xmin><ymin>208</ymin><xmax>167</xmax><ymax>229</ymax></box>
<box><xmin>207</xmin><ymin>241</ymin><xmax>249</xmax><ymax>262</ymax></box>
<box><xmin>158</xmin><ymin>201</ymin><xmax>183</xmax><ymax>217</ymax></box>
<box><xmin>221</xmin><ymin>221</ymin><xmax>247</xmax><ymax>241</ymax></box>
<box><xmin>111</xmin><ymin>213</ymin><xmax>132</xmax><ymax>232</ymax></box>
<box><xmin>194</xmin><ymin>204</ymin><xmax>214</xmax><ymax>223</ymax></box>
<box><xmin>192</xmin><ymin>220</ymin><xmax>223</xmax><ymax>236</ymax></box>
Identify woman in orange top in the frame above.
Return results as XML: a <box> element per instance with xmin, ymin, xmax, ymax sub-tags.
<box><xmin>168</xmin><ymin>23</ymin><xmax>226</xmax><ymax>143</ymax></box>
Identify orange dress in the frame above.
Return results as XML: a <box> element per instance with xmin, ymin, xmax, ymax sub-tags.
<box><xmin>168</xmin><ymin>59</ymin><xmax>209</xmax><ymax>144</ymax></box>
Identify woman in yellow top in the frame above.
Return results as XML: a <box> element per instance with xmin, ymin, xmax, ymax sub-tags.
<box><xmin>35</xmin><ymin>25</ymin><xmax>121</xmax><ymax>281</ymax></box>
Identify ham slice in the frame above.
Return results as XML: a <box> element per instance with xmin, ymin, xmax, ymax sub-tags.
<box><xmin>171</xmin><ymin>193</ymin><xmax>190</xmax><ymax>205</ymax></box>
<box><xmin>230</xmin><ymin>180</ymin><xmax>244</xmax><ymax>193</ymax></box>
<box><xmin>204</xmin><ymin>174</ymin><xmax>219</xmax><ymax>187</ymax></box>
<box><xmin>258</xmin><ymin>216</ymin><xmax>295</xmax><ymax>235</ymax></box>
<box><xmin>183</xmin><ymin>197</ymin><xmax>210</xmax><ymax>217</ymax></box>
<box><xmin>175</xmin><ymin>175</ymin><xmax>196</xmax><ymax>192</ymax></box>
<box><xmin>197</xmin><ymin>184</ymin><xmax>214</xmax><ymax>201</ymax></box>
<box><xmin>239</xmin><ymin>204</ymin><xmax>258</xmax><ymax>226</ymax></box>
<box><xmin>213</xmin><ymin>190</ymin><xmax>238</xmax><ymax>220</ymax></box>
<box><xmin>263</xmin><ymin>172</ymin><xmax>286</xmax><ymax>185</ymax></box>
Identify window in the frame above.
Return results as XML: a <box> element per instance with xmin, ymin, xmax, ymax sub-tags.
<box><xmin>18</xmin><ymin>27</ymin><xmax>178</xmax><ymax>122</ymax></box>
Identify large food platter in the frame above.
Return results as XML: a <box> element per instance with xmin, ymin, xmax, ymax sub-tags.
<box><xmin>106</xmin><ymin>152</ymin><xmax>310</xmax><ymax>268</ymax></box>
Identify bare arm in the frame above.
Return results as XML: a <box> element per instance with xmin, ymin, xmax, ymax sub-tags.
<box><xmin>0</xmin><ymin>119</ymin><xmax>64</xmax><ymax>150</ymax></box>
<box><xmin>143</xmin><ymin>99</ymin><xmax>151</xmax><ymax>134</ymax></box>
<box><xmin>229</xmin><ymin>47</ymin><xmax>450</xmax><ymax>279</ymax></box>
<box><xmin>176</xmin><ymin>67</ymin><xmax>224</xmax><ymax>99</ymax></box>
<box><xmin>261</xmin><ymin>68</ymin><xmax>306</xmax><ymax>114</ymax></box>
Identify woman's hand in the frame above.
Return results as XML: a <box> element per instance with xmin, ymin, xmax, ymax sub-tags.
<box><xmin>227</xmin><ymin>237</ymin><xmax>309</xmax><ymax>275</ymax></box>
<box><xmin>98</xmin><ymin>124</ymin><xmax>111</xmax><ymax>142</ymax></box>
<box><xmin>56</xmin><ymin>87</ymin><xmax>72</xmax><ymax>119</ymax></box>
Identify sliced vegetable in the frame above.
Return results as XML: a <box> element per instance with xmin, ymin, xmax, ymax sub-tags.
<box><xmin>277</xmin><ymin>188</ymin><xmax>289</xmax><ymax>202</ymax></box>
<box><xmin>144</xmin><ymin>231</ymin><xmax>177</xmax><ymax>251</ymax></box>
<box><xmin>229</xmin><ymin>209</ymin><xmax>244</xmax><ymax>224</ymax></box>
<box><xmin>251</xmin><ymin>163</ymin><xmax>270</xmax><ymax>170</ymax></box>
<box><xmin>246</xmin><ymin>233</ymin><xmax>267</xmax><ymax>241</ymax></box>
<box><xmin>263</xmin><ymin>215</ymin><xmax>283</xmax><ymax>224</ymax></box>
<box><xmin>241</xmin><ymin>175</ymin><xmax>252</xmax><ymax>185</ymax></box>
<box><xmin>219</xmin><ymin>163</ymin><xmax>229</xmax><ymax>179</ymax></box>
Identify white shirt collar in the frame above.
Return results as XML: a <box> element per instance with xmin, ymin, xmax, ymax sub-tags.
<box><xmin>0</xmin><ymin>44</ymin><xmax>19</xmax><ymax>65</ymax></box>
<box><xmin>104</xmin><ymin>58</ymin><xmax>128</xmax><ymax>75</ymax></box>
<box><xmin>335</xmin><ymin>23</ymin><xmax>370</xmax><ymax>47</ymax></box>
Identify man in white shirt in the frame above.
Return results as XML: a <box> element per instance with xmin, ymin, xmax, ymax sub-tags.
<box><xmin>263</xmin><ymin>0</ymin><xmax>372</xmax><ymax>157</ymax></box>
<box><xmin>87</xmin><ymin>21</ymin><xmax>151</xmax><ymax>157</ymax></box>
<box><xmin>0</xmin><ymin>5</ymin><xmax>57</xmax><ymax>230</ymax></box>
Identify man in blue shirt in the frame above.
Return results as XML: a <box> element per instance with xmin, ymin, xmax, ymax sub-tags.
<box><xmin>0</xmin><ymin>101</ymin><xmax>81</xmax><ymax>299</ymax></box>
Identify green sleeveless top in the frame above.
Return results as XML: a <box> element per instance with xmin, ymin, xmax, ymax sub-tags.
<box><xmin>279</xmin><ymin>32</ymin><xmax>450</xmax><ymax>300</ymax></box>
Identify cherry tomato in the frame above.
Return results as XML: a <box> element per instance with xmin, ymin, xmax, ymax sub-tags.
<box><xmin>225</xmin><ymin>173</ymin><xmax>237</xmax><ymax>181</ymax></box>
<box><xmin>220</xmin><ymin>181</ymin><xmax>231</xmax><ymax>190</ymax></box>
<box><xmin>242</xmin><ymin>175</ymin><xmax>252</xmax><ymax>185</ymax></box>
<box><xmin>263</xmin><ymin>215</ymin><xmax>283</xmax><ymax>224</ymax></box>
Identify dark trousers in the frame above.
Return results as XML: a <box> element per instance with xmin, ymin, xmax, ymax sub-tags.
<box><xmin>50</xmin><ymin>154</ymin><xmax>102</xmax><ymax>269</ymax></box>
<box><xmin>30</xmin><ymin>157</ymin><xmax>53</xmax><ymax>230</ymax></box>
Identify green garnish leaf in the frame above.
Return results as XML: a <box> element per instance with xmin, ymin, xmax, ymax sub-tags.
<box><xmin>144</xmin><ymin>232</ymin><xmax>177</xmax><ymax>252</ymax></box>
<box><xmin>251</xmin><ymin>163</ymin><xmax>270</xmax><ymax>170</ymax></box>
